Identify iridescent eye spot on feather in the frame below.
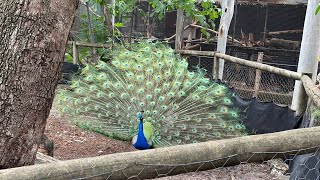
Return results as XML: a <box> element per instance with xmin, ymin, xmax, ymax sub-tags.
<box><xmin>145</xmin><ymin>58</ymin><xmax>150</xmax><ymax>63</ymax></box>
<box><xmin>97</xmin><ymin>93</ymin><xmax>104</xmax><ymax>98</ymax></box>
<box><xmin>161</xmin><ymin>105</ymin><xmax>167</xmax><ymax>110</ymax></box>
<box><xmin>138</xmin><ymin>88</ymin><xmax>145</xmax><ymax>94</ymax></box>
<box><xmin>147</xmin><ymin>68</ymin><xmax>153</xmax><ymax>74</ymax></box>
<box><xmin>168</xmin><ymin>92</ymin><xmax>174</xmax><ymax>97</ymax></box>
<box><xmin>155</xmin><ymin>75</ymin><xmax>161</xmax><ymax>81</ymax></box>
<box><xmin>75</xmin><ymin>88</ymin><xmax>83</xmax><ymax>94</ymax></box>
<box><xmin>121</xmin><ymin>93</ymin><xmax>127</xmax><ymax>99</ymax></box>
<box><xmin>188</xmin><ymin>72</ymin><xmax>195</xmax><ymax>78</ymax></box>
<box><xmin>127</xmin><ymin>84</ymin><xmax>134</xmax><ymax>90</ymax></box>
<box><xmin>220</xmin><ymin>122</ymin><xmax>227</xmax><ymax>128</ymax></box>
<box><xmin>154</xmin><ymin>88</ymin><xmax>161</xmax><ymax>94</ymax></box>
<box><xmin>156</xmin><ymin>51</ymin><xmax>162</xmax><ymax>58</ymax></box>
<box><xmin>136</xmin><ymin>64</ymin><xmax>143</xmax><ymax>69</ymax></box>
<box><xmin>103</xmin><ymin>82</ymin><xmax>109</xmax><ymax>88</ymax></box>
<box><xmin>219</xmin><ymin>106</ymin><xmax>229</xmax><ymax>114</ymax></box>
<box><xmin>223</xmin><ymin>97</ymin><xmax>232</xmax><ymax>105</ymax></box>
<box><xmin>146</xmin><ymin>94</ymin><xmax>152</xmax><ymax>100</ymax></box>
<box><xmin>163</xmin><ymin>83</ymin><xmax>170</xmax><ymax>89</ymax></box>
<box><xmin>137</xmin><ymin>75</ymin><xmax>144</xmax><ymax>81</ymax></box>
<box><xmin>209</xmin><ymin>113</ymin><xmax>216</xmax><ymax>119</ymax></box>
<box><xmin>178</xmin><ymin>91</ymin><xmax>185</xmax><ymax>97</ymax></box>
<box><xmin>192</xmin><ymin>128</ymin><xmax>197</xmax><ymax>133</ymax></box>
<box><xmin>158</xmin><ymin>96</ymin><xmax>165</xmax><ymax>102</ymax></box>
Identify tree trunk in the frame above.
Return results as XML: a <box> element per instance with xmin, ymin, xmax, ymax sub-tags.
<box><xmin>0</xmin><ymin>0</ymin><xmax>78</xmax><ymax>169</ymax></box>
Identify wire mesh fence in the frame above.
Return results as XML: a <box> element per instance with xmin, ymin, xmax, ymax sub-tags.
<box><xmin>22</xmin><ymin>144</ymin><xmax>320</xmax><ymax>180</ymax></box>
<box><xmin>187</xmin><ymin>53</ymin><xmax>295</xmax><ymax>106</ymax></box>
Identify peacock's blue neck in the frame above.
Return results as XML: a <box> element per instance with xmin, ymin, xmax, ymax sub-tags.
<box><xmin>133</xmin><ymin>121</ymin><xmax>151</xmax><ymax>150</ymax></box>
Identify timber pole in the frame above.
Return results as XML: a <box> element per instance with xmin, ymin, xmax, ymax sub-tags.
<box><xmin>291</xmin><ymin>0</ymin><xmax>320</xmax><ymax>116</ymax></box>
<box><xmin>1</xmin><ymin>127</ymin><xmax>320</xmax><ymax>179</ymax></box>
<box><xmin>175</xmin><ymin>9</ymin><xmax>184</xmax><ymax>50</ymax></box>
<box><xmin>217</xmin><ymin>0</ymin><xmax>235</xmax><ymax>79</ymax></box>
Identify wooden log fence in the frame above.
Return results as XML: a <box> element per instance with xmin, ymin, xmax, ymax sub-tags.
<box><xmin>177</xmin><ymin>49</ymin><xmax>303</xmax><ymax>80</ymax></box>
<box><xmin>1</xmin><ymin>126</ymin><xmax>320</xmax><ymax>180</ymax></box>
<box><xmin>67</xmin><ymin>41</ymin><xmax>111</xmax><ymax>48</ymax></box>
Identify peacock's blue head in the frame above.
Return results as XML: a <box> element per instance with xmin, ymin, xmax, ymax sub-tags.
<box><xmin>132</xmin><ymin>111</ymin><xmax>152</xmax><ymax>150</ymax></box>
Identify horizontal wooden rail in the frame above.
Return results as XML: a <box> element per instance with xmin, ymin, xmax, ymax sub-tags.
<box><xmin>1</xmin><ymin>127</ymin><xmax>320</xmax><ymax>179</ymax></box>
<box><xmin>67</xmin><ymin>41</ymin><xmax>111</xmax><ymax>48</ymax></box>
<box><xmin>177</xmin><ymin>50</ymin><xmax>303</xmax><ymax>80</ymax></box>
<box><xmin>301</xmin><ymin>75</ymin><xmax>320</xmax><ymax>107</ymax></box>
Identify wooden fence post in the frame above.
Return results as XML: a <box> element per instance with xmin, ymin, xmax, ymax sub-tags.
<box><xmin>291</xmin><ymin>0</ymin><xmax>320</xmax><ymax>116</ymax></box>
<box><xmin>217</xmin><ymin>0</ymin><xmax>235</xmax><ymax>79</ymax></box>
<box><xmin>72</xmin><ymin>41</ymin><xmax>79</xmax><ymax>64</ymax></box>
<box><xmin>213</xmin><ymin>55</ymin><xmax>219</xmax><ymax>80</ymax></box>
<box><xmin>175</xmin><ymin>9</ymin><xmax>184</xmax><ymax>50</ymax></box>
<box><xmin>253</xmin><ymin>52</ymin><xmax>264</xmax><ymax>97</ymax></box>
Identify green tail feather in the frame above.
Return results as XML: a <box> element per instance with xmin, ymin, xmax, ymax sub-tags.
<box><xmin>55</xmin><ymin>41</ymin><xmax>247</xmax><ymax>148</ymax></box>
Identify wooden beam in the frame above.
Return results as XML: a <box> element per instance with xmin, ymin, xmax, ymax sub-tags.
<box><xmin>67</xmin><ymin>41</ymin><xmax>111</xmax><ymax>48</ymax></box>
<box><xmin>177</xmin><ymin>50</ymin><xmax>302</xmax><ymax>80</ymax></box>
<box><xmin>1</xmin><ymin>127</ymin><xmax>320</xmax><ymax>179</ymax></box>
<box><xmin>265</xmin><ymin>29</ymin><xmax>303</xmax><ymax>35</ymax></box>
<box><xmin>301</xmin><ymin>75</ymin><xmax>320</xmax><ymax>108</ymax></box>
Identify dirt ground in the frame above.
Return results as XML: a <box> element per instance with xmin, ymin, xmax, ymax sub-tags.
<box><xmin>38</xmin><ymin>108</ymin><xmax>277</xmax><ymax>180</ymax></box>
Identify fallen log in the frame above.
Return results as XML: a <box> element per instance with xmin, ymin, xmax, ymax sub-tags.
<box><xmin>0</xmin><ymin>127</ymin><xmax>320</xmax><ymax>180</ymax></box>
<box><xmin>265</xmin><ymin>38</ymin><xmax>300</xmax><ymax>50</ymax></box>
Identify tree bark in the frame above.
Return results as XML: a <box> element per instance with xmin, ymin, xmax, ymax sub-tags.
<box><xmin>0</xmin><ymin>0</ymin><xmax>78</xmax><ymax>169</ymax></box>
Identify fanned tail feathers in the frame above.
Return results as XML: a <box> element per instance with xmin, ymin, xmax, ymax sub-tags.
<box><xmin>55</xmin><ymin>42</ymin><xmax>247</xmax><ymax>148</ymax></box>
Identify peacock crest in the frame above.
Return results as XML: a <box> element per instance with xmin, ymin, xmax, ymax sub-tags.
<box><xmin>55</xmin><ymin>42</ymin><xmax>247</xmax><ymax>148</ymax></box>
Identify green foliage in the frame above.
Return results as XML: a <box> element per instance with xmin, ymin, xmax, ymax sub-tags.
<box><xmin>114</xmin><ymin>0</ymin><xmax>220</xmax><ymax>38</ymax></box>
<box><xmin>316</xmin><ymin>4</ymin><xmax>320</xmax><ymax>15</ymax></box>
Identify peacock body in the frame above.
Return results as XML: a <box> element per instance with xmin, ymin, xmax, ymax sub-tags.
<box><xmin>56</xmin><ymin>42</ymin><xmax>247</xmax><ymax>149</ymax></box>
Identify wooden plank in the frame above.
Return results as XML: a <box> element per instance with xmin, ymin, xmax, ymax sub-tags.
<box><xmin>1</xmin><ymin>126</ymin><xmax>320</xmax><ymax>179</ymax></box>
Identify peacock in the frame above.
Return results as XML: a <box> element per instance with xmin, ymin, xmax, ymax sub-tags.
<box><xmin>55</xmin><ymin>42</ymin><xmax>247</xmax><ymax>150</ymax></box>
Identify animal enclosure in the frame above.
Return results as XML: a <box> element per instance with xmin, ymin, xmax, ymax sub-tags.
<box><xmin>2</xmin><ymin>0</ymin><xmax>320</xmax><ymax>179</ymax></box>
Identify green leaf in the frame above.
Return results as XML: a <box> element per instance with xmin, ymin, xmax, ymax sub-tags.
<box><xmin>115</xmin><ymin>22</ymin><xmax>123</xmax><ymax>27</ymax></box>
<box><xmin>316</xmin><ymin>4</ymin><xmax>320</xmax><ymax>15</ymax></box>
<box><xmin>64</xmin><ymin>53</ymin><xmax>73</xmax><ymax>63</ymax></box>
